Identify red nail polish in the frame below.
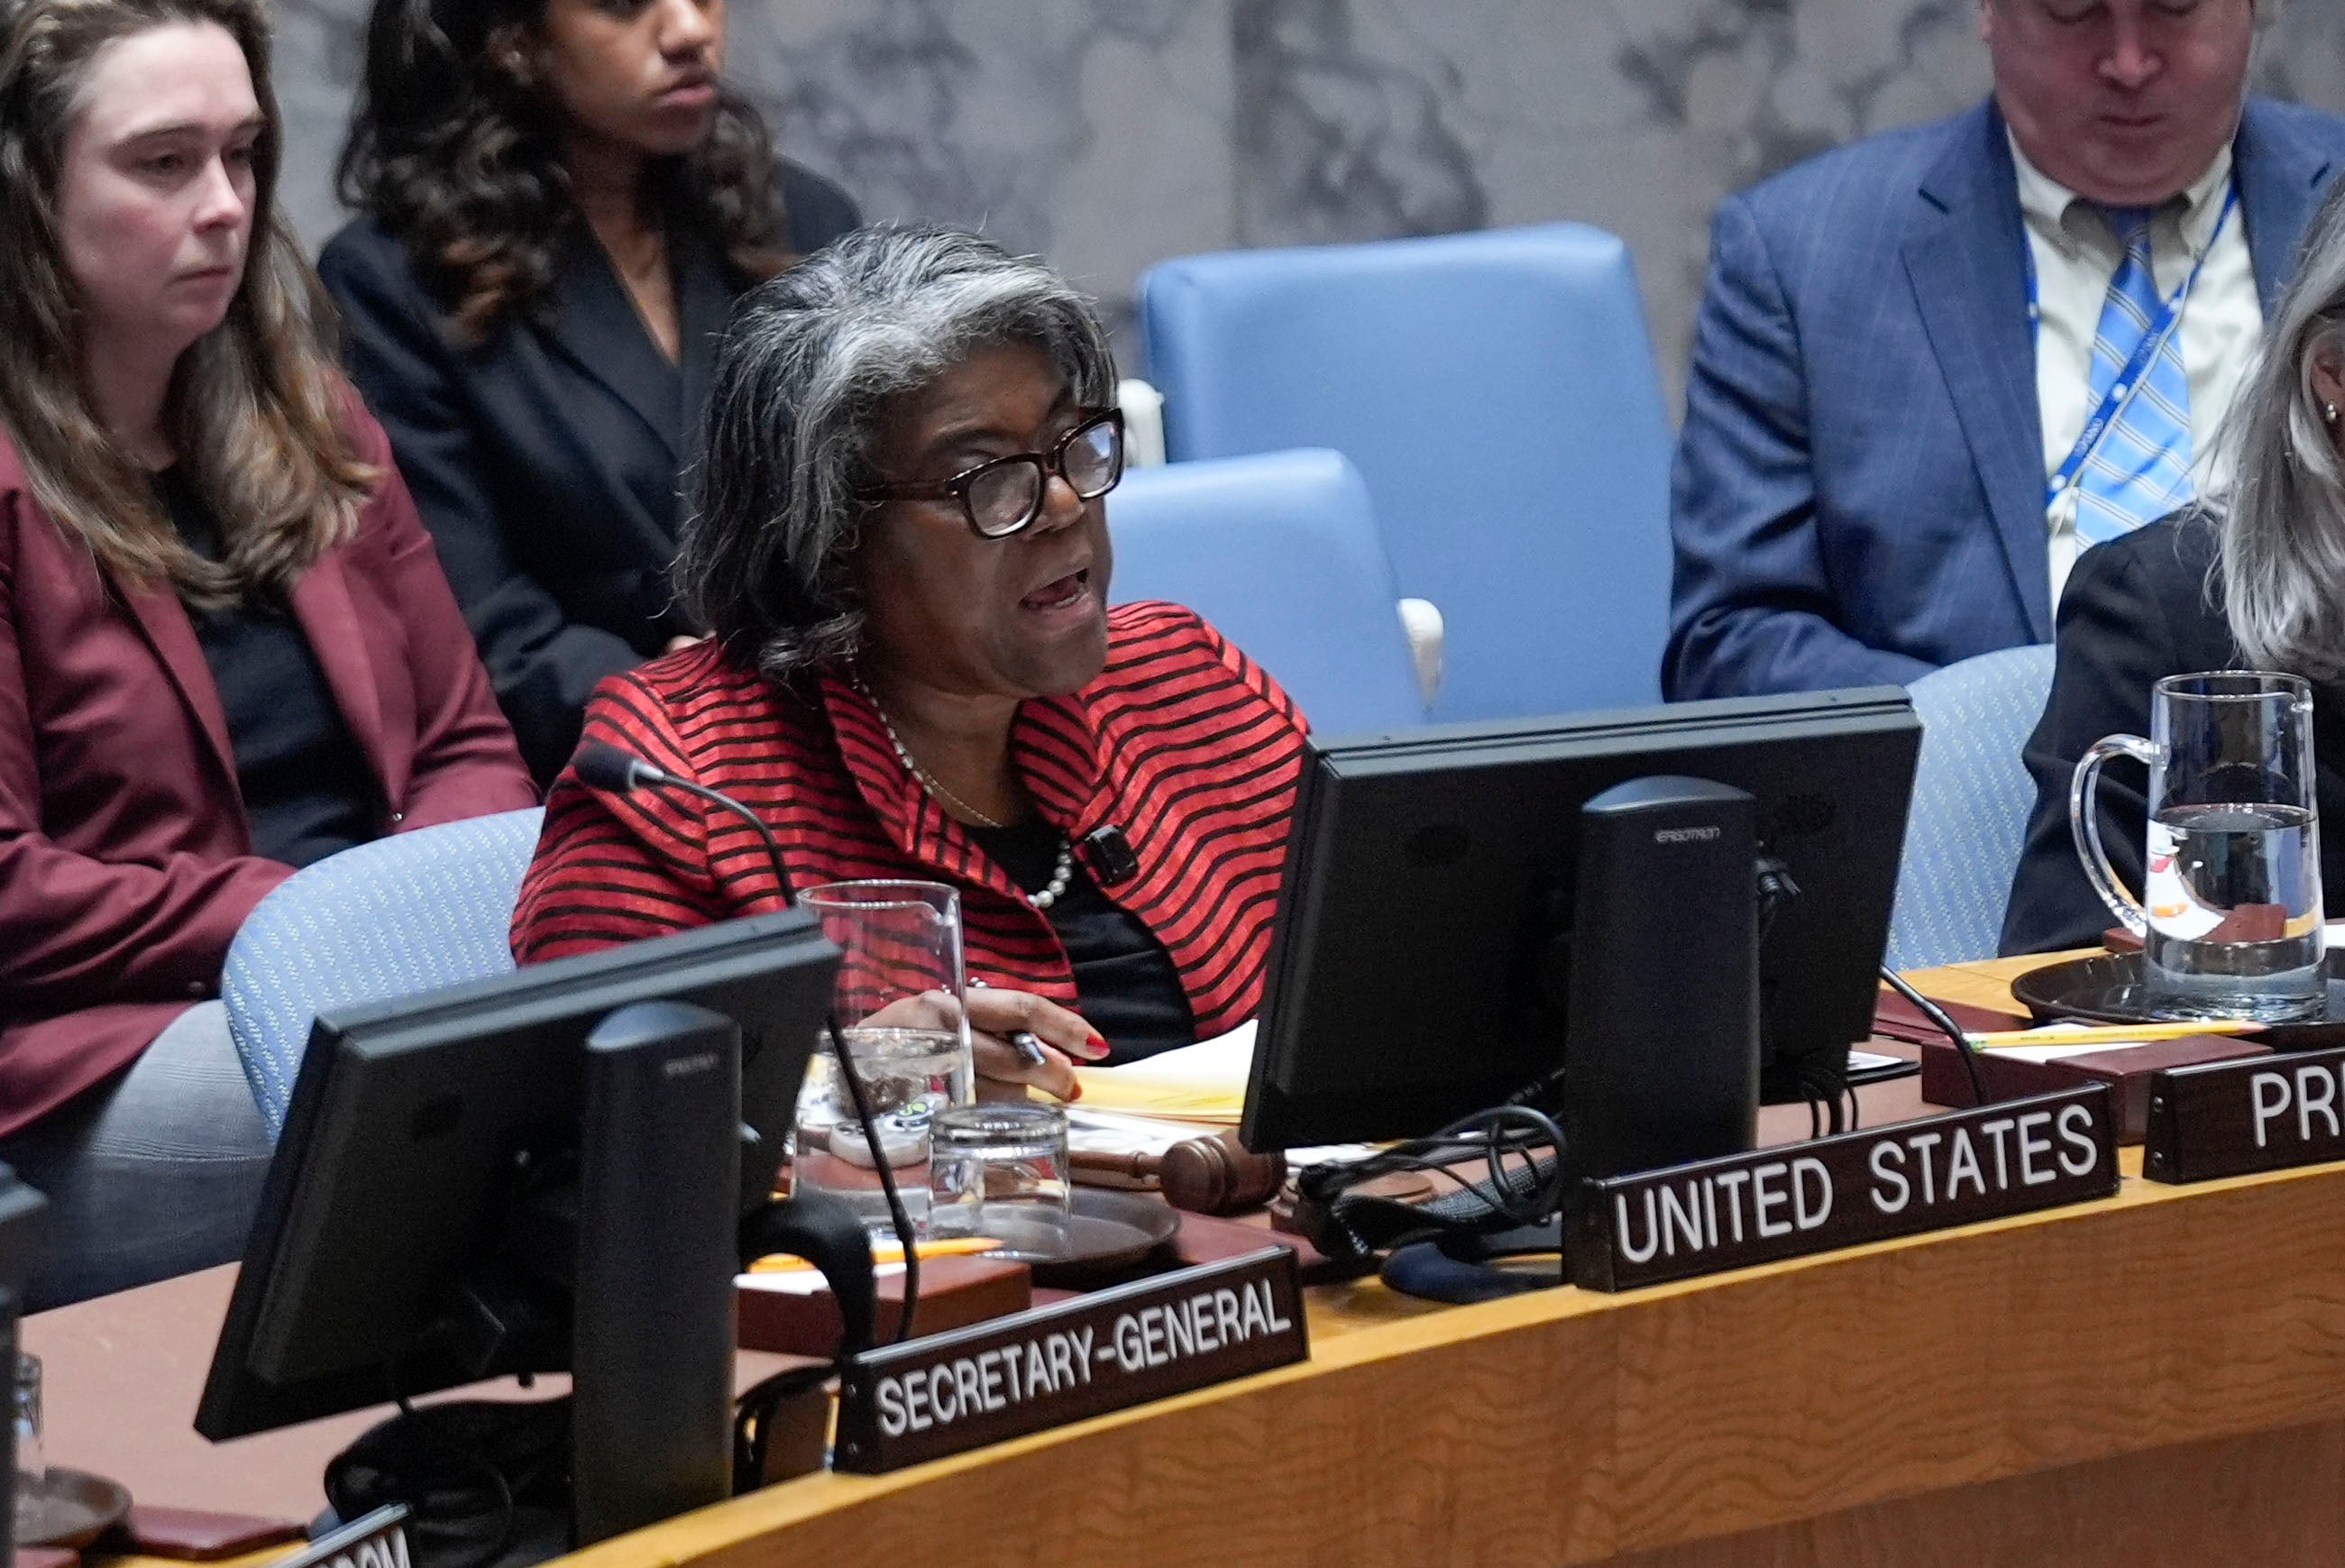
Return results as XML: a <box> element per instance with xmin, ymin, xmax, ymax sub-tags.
<box><xmin>1067</xmin><ymin>1079</ymin><xmax>1084</xmax><ymax>1102</ymax></box>
<box><xmin>1085</xmin><ymin>1032</ymin><xmax>1109</xmax><ymax>1059</ymax></box>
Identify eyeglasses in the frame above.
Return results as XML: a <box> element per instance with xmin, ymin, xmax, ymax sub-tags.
<box><xmin>866</xmin><ymin>409</ymin><xmax>1125</xmax><ymax>539</ymax></box>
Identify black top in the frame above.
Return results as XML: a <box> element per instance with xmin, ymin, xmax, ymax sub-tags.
<box><xmin>2001</xmin><ymin>509</ymin><xmax>2345</xmax><ymax>954</ymax></box>
<box><xmin>969</xmin><ymin>818</ymin><xmax>1196</xmax><ymax>1063</ymax></box>
<box><xmin>155</xmin><ymin>468</ymin><xmax>376</xmax><ymax>868</ymax></box>
<box><xmin>318</xmin><ymin>160</ymin><xmax>860</xmax><ymax>783</ymax></box>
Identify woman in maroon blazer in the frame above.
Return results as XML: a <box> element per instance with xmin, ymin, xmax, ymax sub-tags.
<box><xmin>0</xmin><ymin>0</ymin><xmax>533</xmax><ymax>1307</ymax></box>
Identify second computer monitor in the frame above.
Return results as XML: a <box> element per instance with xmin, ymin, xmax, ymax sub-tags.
<box><xmin>1241</xmin><ymin>687</ymin><xmax>1921</xmax><ymax>1151</ymax></box>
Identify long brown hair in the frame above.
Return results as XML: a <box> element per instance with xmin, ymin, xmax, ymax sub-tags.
<box><xmin>338</xmin><ymin>0</ymin><xmax>790</xmax><ymax>342</ymax></box>
<box><xmin>0</xmin><ymin>0</ymin><xmax>373</xmax><ymax>608</ymax></box>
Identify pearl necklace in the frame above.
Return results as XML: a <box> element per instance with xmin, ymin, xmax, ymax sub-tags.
<box><xmin>855</xmin><ymin>675</ymin><xmax>1076</xmax><ymax>911</ymax></box>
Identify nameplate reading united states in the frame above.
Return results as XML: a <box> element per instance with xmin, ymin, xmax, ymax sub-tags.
<box><xmin>833</xmin><ymin>1246</ymin><xmax>1307</xmax><ymax>1472</ymax></box>
<box><xmin>2144</xmin><ymin>1045</ymin><xmax>2345</xmax><ymax>1183</ymax></box>
<box><xmin>1571</xmin><ymin>1085</ymin><xmax>2119</xmax><ymax>1291</ymax></box>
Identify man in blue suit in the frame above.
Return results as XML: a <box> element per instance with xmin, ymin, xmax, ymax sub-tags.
<box><xmin>1665</xmin><ymin>0</ymin><xmax>2345</xmax><ymax>699</ymax></box>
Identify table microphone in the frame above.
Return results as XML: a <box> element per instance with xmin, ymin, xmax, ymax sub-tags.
<box><xmin>572</xmin><ymin>739</ymin><xmax>925</xmax><ymax>1334</ymax></box>
<box><xmin>573</xmin><ymin>740</ymin><xmax>796</xmax><ymax>905</ymax></box>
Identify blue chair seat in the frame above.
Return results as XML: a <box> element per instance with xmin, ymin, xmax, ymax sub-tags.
<box><xmin>1886</xmin><ymin>646</ymin><xmax>2057</xmax><ymax>969</ymax></box>
<box><xmin>223</xmin><ymin>807</ymin><xmax>545</xmax><ymax>1134</ymax></box>
<box><xmin>1140</xmin><ymin>223</ymin><xmax>1672</xmax><ymax>723</ymax></box>
<box><xmin>1108</xmin><ymin>448</ymin><xmax>1425</xmax><ymax>736</ymax></box>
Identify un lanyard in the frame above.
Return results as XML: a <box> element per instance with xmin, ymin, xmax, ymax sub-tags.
<box><xmin>2029</xmin><ymin>182</ymin><xmax>2240</xmax><ymax>511</ymax></box>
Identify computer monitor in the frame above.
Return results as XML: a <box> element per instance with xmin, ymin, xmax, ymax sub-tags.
<box><xmin>1241</xmin><ymin>687</ymin><xmax>1920</xmax><ymax>1151</ymax></box>
<box><xmin>197</xmin><ymin>911</ymin><xmax>838</xmax><ymax>1442</ymax></box>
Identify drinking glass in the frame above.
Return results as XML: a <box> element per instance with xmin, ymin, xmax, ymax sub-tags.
<box><xmin>792</xmin><ymin>882</ymin><xmax>976</xmax><ymax>1236</ymax></box>
<box><xmin>2071</xmin><ymin>671</ymin><xmax>2325</xmax><ymax>1020</ymax></box>
<box><xmin>929</xmin><ymin>1103</ymin><xmax>1072</xmax><ymax>1258</ymax></box>
<box><xmin>12</xmin><ymin>1352</ymin><xmax>41</xmax><ymax>1542</ymax></box>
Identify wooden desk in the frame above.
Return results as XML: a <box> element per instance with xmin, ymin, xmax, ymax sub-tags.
<box><xmin>39</xmin><ymin>955</ymin><xmax>2345</xmax><ymax>1566</ymax></box>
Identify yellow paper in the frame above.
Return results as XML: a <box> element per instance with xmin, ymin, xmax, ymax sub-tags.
<box><xmin>747</xmin><ymin>1235</ymin><xmax>1001</xmax><ymax>1272</ymax></box>
<box><xmin>1071</xmin><ymin>1022</ymin><xmax>1254</xmax><ymax>1123</ymax></box>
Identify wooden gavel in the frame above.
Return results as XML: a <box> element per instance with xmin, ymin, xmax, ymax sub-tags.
<box><xmin>1071</xmin><ymin>1132</ymin><xmax>1287</xmax><ymax>1215</ymax></box>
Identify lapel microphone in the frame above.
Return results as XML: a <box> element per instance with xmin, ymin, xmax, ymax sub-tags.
<box><xmin>573</xmin><ymin>740</ymin><xmax>796</xmax><ymax>905</ymax></box>
<box><xmin>1079</xmin><ymin>823</ymin><xmax>1140</xmax><ymax>885</ymax></box>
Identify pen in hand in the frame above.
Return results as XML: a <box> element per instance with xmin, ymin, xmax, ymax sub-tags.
<box><xmin>967</xmin><ymin>976</ymin><xmax>1051</xmax><ymax>1067</ymax></box>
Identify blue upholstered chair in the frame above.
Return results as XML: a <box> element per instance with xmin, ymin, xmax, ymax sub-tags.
<box><xmin>222</xmin><ymin>807</ymin><xmax>545</xmax><ymax>1135</ymax></box>
<box><xmin>1138</xmin><ymin>224</ymin><xmax>1672</xmax><ymax>724</ymax></box>
<box><xmin>1108</xmin><ymin>448</ymin><xmax>1428</xmax><ymax>736</ymax></box>
<box><xmin>1885</xmin><ymin>646</ymin><xmax>2059</xmax><ymax>970</ymax></box>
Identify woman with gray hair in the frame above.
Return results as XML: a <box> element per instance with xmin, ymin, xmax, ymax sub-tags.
<box><xmin>512</xmin><ymin>226</ymin><xmax>1308</xmax><ymax>1094</ymax></box>
<box><xmin>2002</xmin><ymin>174</ymin><xmax>2345</xmax><ymax>954</ymax></box>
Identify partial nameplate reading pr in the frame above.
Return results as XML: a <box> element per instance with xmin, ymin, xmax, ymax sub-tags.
<box><xmin>2145</xmin><ymin>1044</ymin><xmax>2345</xmax><ymax>1183</ymax></box>
<box><xmin>1571</xmin><ymin>1085</ymin><xmax>2121</xmax><ymax>1291</ymax></box>
<box><xmin>834</xmin><ymin>1247</ymin><xmax>1308</xmax><ymax>1472</ymax></box>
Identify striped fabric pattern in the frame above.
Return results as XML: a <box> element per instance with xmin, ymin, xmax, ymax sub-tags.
<box><xmin>2073</xmin><ymin>206</ymin><xmax>2195</xmax><ymax>546</ymax></box>
<box><xmin>511</xmin><ymin>601</ymin><xmax>1306</xmax><ymax>1039</ymax></box>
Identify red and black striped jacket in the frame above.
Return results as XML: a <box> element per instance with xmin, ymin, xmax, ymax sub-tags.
<box><xmin>511</xmin><ymin>601</ymin><xmax>1307</xmax><ymax>1039</ymax></box>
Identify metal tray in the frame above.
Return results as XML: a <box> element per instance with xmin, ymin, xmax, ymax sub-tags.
<box><xmin>2009</xmin><ymin>949</ymin><xmax>2345</xmax><ymax>1049</ymax></box>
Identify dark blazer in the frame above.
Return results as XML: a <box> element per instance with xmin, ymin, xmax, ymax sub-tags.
<box><xmin>1665</xmin><ymin>96</ymin><xmax>2345</xmax><ymax>700</ymax></box>
<box><xmin>318</xmin><ymin>161</ymin><xmax>859</xmax><ymax>782</ymax></box>
<box><xmin>2001</xmin><ymin>511</ymin><xmax>2345</xmax><ymax>955</ymax></box>
<box><xmin>0</xmin><ymin>407</ymin><xmax>536</xmax><ymax>1137</ymax></box>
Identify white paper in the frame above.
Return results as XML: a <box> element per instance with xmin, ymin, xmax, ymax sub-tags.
<box><xmin>1065</xmin><ymin>1105</ymin><xmax>1375</xmax><ymax>1168</ymax></box>
<box><xmin>1987</xmin><ymin>1041</ymin><xmax>2158</xmax><ymax>1064</ymax></box>
<box><xmin>1095</xmin><ymin>1021</ymin><xmax>1258</xmax><ymax>1087</ymax></box>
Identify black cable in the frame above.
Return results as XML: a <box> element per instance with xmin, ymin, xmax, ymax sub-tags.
<box><xmin>1306</xmin><ymin>1104</ymin><xmax>1566</xmax><ymax>1231</ymax></box>
<box><xmin>821</xmin><ymin>1014</ymin><xmax>920</xmax><ymax>1343</ymax></box>
<box><xmin>1755</xmin><ymin>854</ymin><xmax>1801</xmax><ymax>941</ymax></box>
<box><xmin>1880</xmin><ymin>964</ymin><xmax>1989</xmax><ymax>1106</ymax></box>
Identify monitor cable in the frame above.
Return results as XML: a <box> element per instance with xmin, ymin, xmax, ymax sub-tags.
<box><xmin>1752</xmin><ymin>853</ymin><xmax>1855</xmax><ymax>1135</ymax></box>
<box><xmin>1294</xmin><ymin>1099</ymin><xmax>1567</xmax><ymax>1268</ymax></box>
<box><xmin>1879</xmin><ymin>965</ymin><xmax>1990</xmax><ymax>1107</ymax></box>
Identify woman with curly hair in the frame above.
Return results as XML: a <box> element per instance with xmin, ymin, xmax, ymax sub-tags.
<box><xmin>321</xmin><ymin>0</ymin><xmax>859</xmax><ymax>782</ymax></box>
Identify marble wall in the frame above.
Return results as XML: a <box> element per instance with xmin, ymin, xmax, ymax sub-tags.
<box><xmin>269</xmin><ymin>0</ymin><xmax>2345</xmax><ymax>408</ymax></box>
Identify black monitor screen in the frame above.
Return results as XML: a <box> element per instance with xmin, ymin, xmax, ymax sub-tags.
<box><xmin>197</xmin><ymin>912</ymin><xmax>838</xmax><ymax>1440</ymax></box>
<box><xmin>1242</xmin><ymin>687</ymin><xmax>1920</xmax><ymax>1150</ymax></box>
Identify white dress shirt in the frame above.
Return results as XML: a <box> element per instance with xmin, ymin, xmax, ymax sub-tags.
<box><xmin>2011</xmin><ymin>133</ymin><xmax>2264</xmax><ymax>605</ymax></box>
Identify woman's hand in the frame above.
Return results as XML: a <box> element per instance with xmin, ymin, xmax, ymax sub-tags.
<box><xmin>965</xmin><ymin>985</ymin><xmax>1108</xmax><ymax>1102</ymax></box>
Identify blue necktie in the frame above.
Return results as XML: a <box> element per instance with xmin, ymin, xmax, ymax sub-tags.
<box><xmin>2071</xmin><ymin>206</ymin><xmax>2194</xmax><ymax>546</ymax></box>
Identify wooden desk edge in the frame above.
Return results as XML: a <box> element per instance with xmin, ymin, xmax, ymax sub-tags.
<box><xmin>560</xmin><ymin>953</ymin><xmax>2345</xmax><ymax>1565</ymax></box>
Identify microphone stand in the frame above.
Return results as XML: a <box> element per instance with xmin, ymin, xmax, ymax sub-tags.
<box><xmin>571</xmin><ymin>743</ymin><xmax>922</xmax><ymax>1339</ymax></box>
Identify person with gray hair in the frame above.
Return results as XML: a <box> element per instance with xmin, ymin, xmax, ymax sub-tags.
<box><xmin>2003</xmin><ymin>172</ymin><xmax>2345</xmax><ymax>954</ymax></box>
<box><xmin>512</xmin><ymin>225</ymin><xmax>1310</xmax><ymax>1094</ymax></box>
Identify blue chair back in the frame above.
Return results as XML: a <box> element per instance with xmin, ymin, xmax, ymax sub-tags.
<box><xmin>1886</xmin><ymin>646</ymin><xmax>2058</xmax><ymax>970</ymax></box>
<box><xmin>1108</xmin><ymin>449</ymin><xmax>1426</xmax><ymax>735</ymax></box>
<box><xmin>223</xmin><ymin>807</ymin><xmax>545</xmax><ymax>1135</ymax></box>
<box><xmin>1140</xmin><ymin>223</ymin><xmax>1672</xmax><ymax>724</ymax></box>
